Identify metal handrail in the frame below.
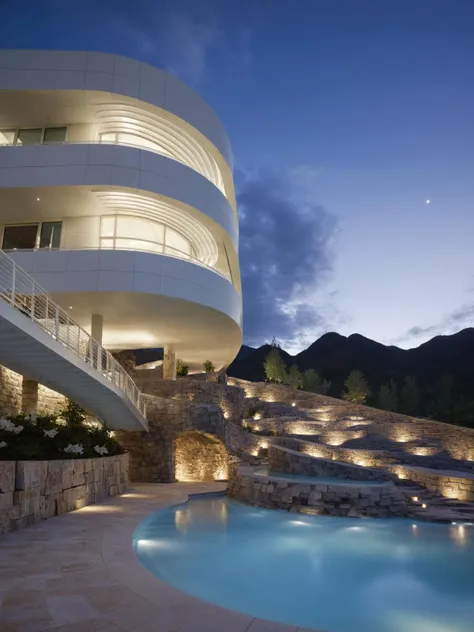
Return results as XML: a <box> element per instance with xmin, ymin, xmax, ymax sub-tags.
<box><xmin>0</xmin><ymin>251</ymin><xmax>146</xmax><ymax>418</ymax></box>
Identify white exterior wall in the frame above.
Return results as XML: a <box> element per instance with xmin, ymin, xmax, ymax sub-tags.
<box><xmin>0</xmin><ymin>50</ymin><xmax>242</xmax><ymax>368</ymax></box>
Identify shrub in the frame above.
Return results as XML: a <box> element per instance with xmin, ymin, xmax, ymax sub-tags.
<box><xmin>0</xmin><ymin>401</ymin><xmax>124</xmax><ymax>461</ymax></box>
<box><xmin>203</xmin><ymin>360</ymin><xmax>215</xmax><ymax>373</ymax></box>
<box><xmin>176</xmin><ymin>359</ymin><xmax>189</xmax><ymax>376</ymax></box>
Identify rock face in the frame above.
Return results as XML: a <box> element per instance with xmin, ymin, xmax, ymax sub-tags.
<box><xmin>0</xmin><ymin>454</ymin><xmax>129</xmax><ymax>536</ymax></box>
<box><xmin>228</xmin><ymin>466</ymin><xmax>408</xmax><ymax>518</ymax></box>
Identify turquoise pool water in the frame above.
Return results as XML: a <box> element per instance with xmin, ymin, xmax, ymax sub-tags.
<box><xmin>254</xmin><ymin>465</ymin><xmax>388</xmax><ymax>485</ymax></box>
<box><xmin>134</xmin><ymin>496</ymin><xmax>474</xmax><ymax>632</ymax></box>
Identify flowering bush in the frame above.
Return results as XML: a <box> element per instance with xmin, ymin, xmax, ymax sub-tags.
<box><xmin>0</xmin><ymin>400</ymin><xmax>124</xmax><ymax>461</ymax></box>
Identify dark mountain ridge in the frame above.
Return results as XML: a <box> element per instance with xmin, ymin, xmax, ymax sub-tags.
<box><xmin>227</xmin><ymin>328</ymin><xmax>474</xmax><ymax>400</ymax></box>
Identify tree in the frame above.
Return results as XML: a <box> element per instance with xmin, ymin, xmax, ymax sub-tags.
<box><xmin>431</xmin><ymin>374</ymin><xmax>455</xmax><ymax>419</ymax></box>
<box><xmin>377</xmin><ymin>378</ymin><xmax>398</xmax><ymax>411</ymax></box>
<box><xmin>60</xmin><ymin>400</ymin><xmax>87</xmax><ymax>429</ymax></box>
<box><xmin>203</xmin><ymin>360</ymin><xmax>215</xmax><ymax>373</ymax></box>
<box><xmin>342</xmin><ymin>370</ymin><xmax>371</xmax><ymax>404</ymax></box>
<box><xmin>264</xmin><ymin>343</ymin><xmax>287</xmax><ymax>383</ymax></box>
<box><xmin>286</xmin><ymin>365</ymin><xmax>303</xmax><ymax>389</ymax></box>
<box><xmin>176</xmin><ymin>359</ymin><xmax>189</xmax><ymax>376</ymax></box>
<box><xmin>303</xmin><ymin>369</ymin><xmax>331</xmax><ymax>394</ymax></box>
<box><xmin>400</xmin><ymin>376</ymin><xmax>421</xmax><ymax>415</ymax></box>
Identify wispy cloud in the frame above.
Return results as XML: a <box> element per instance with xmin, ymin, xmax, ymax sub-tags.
<box><xmin>395</xmin><ymin>303</ymin><xmax>474</xmax><ymax>346</ymax></box>
<box><xmin>160</xmin><ymin>10</ymin><xmax>220</xmax><ymax>86</ymax></box>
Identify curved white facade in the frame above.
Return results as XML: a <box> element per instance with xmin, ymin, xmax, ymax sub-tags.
<box><xmin>0</xmin><ymin>50</ymin><xmax>242</xmax><ymax>371</ymax></box>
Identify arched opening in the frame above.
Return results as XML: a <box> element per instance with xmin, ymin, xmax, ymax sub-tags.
<box><xmin>175</xmin><ymin>430</ymin><xmax>228</xmax><ymax>482</ymax></box>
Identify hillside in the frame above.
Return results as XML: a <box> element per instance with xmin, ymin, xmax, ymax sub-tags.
<box><xmin>227</xmin><ymin>328</ymin><xmax>474</xmax><ymax>401</ymax></box>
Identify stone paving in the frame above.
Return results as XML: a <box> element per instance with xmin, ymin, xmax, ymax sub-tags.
<box><xmin>0</xmin><ymin>482</ymin><xmax>324</xmax><ymax>632</ymax></box>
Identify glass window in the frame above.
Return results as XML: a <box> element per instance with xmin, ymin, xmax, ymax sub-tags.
<box><xmin>0</xmin><ymin>130</ymin><xmax>15</xmax><ymax>145</ymax></box>
<box><xmin>165</xmin><ymin>227</ymin><xmax>191</xmax><ymax>256</ymax></box>
<box><xmin>39</xmin><ymin>222</ymin><xmax>62</xmax><ymax>249</ymax></box>
<box><xmin>43</xmin><ymin>127</ymin><xmax>67</xmax><ymax>144</ymax></box>
<box><xmin>100</xmin><ymin>216</ymin><xmax>116</xmax><ymax>237</ymax></box>
<box><xmin>2</xmin><ymin>224</ymin><xmax>39</xmax><ymax>250</ymax></box>
<box><xmin>116</xmin><ymin>216</ymin><xmax>164</xmax><ymax>243</ymax></box>
<box><xmin>16</xmin><ymin>129</ymin><xmax>42</xmax><ymax>146</ymax></box>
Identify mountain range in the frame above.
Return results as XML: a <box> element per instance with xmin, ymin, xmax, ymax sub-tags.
<box><xmin>227</xmin><ymin>328</ymin><xmax>474</xmax><ymax>399</ymax></box>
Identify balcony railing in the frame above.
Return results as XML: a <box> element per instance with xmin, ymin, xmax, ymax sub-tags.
<box><xmin>0</xmin><ymin>250</ymin><xmax>147</xmax><ymax>418</ymax></box>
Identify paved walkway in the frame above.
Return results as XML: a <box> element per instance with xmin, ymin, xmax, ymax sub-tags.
<box><xmin>0</xmin><ymin>483</ymin><xmax>318</xmax><ymax>632</ymax></box>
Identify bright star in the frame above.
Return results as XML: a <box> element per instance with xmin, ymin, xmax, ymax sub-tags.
<box><xmin>425</xmin><ymin>199</ymin><xmax>431</xmax><ymax>204</ymax></box>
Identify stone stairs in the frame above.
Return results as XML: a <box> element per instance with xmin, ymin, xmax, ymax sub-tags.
<box><xmin>397</xmin><ymin>482</ymin><xmax>474</xmax><ymax>523</ymax></box>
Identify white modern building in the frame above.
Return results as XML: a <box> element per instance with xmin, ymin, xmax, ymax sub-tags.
<box><xmin>0</xmin><ymin>49</ymin><xmax>242</xmax><ymax>376</ymax></box>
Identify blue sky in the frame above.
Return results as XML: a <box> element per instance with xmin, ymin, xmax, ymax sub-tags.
<box><xmin>1</xmin><ymin>0</ymin><xmax>473</xmax><ymax>352</ymax></box>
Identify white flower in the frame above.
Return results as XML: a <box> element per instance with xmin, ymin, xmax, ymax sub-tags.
<box><xmin>43</xmin><ymin>428</ymin><xmax>59</xmax><ymax>438</ymax></box>
<box><xmin>64</xmin><ymin>443</ymin><xmax>84</xmax><ymax>455</ymax></box>
<box><xmin>0</xmin><ymin>419</ymin><xmax>23</xmax><ymax>433</ymax></box>
<box><xmin>94</xmin><ymin>445</ymin><xmax>108</xmax><ymax>456</ymax></box>
<box><xmin>0</xmin><ymin>441</ymin><xmax>7</xmax><ymax>448</ymax></box>
<box><xmin>0</xmin><ymin>419</ymin><xmax>16</xmax><ymax>432</ymax></box>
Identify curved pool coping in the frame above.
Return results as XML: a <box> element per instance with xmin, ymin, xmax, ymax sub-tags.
<box><xmin>100</xmin><ymin>482</ymin><xmax>325</xmax><ymax>631</ymax></box>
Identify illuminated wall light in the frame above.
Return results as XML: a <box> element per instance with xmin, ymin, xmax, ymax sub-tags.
<box><xmin>412</xmin><ymin>496</ymin><xmax>419</xmax><ymax>502</ymax></box>
<box><xmin>260</xmin><ymin>441</ymin><xmax>269</xmax><ymax>449</ymax></box>
<box><xmin>397</xmin><ymin>473</ymin><xmax>407</xmax><ymax>480</ymax></box>
<box><xmin>251</xmin><ymin>448</ymin><xmax>259</xmax><ymax>456</ymax></box>
<box><xmin>421</xmin><ymin>503</ymin><xmax>427</xmax><ymax>509</ymax></box>
<box><xmin>253</xmin><ymin>425</ymin><xmax>261</xmax><ymax>432</ymax></box>
<box><xmin>292</xmin><ymin>402</ymin><xmax>296</xmax><ymax>407</ymax></box>
<box><xmin>253</xmin><ymin>413</ymin><xmax>262</xmax><ymax>421</ymax></box>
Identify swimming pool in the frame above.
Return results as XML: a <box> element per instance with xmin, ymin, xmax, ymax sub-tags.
<box><xmin>134</xmin><ymin>495</ymin><xmax>474</xmax><ymax>632</ymax></box>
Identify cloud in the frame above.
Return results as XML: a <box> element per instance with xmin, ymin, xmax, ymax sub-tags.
<box><xmin>160</xmin><ymin>10</ymin><xmax>220</xmax><ymax>86</ymax></box>
<box><xmin>398</xmin><ymin>304</ymin><xmax>474</xmax><ymax>345</ymax></box>
<box><xmin>237</xmin><ymin>169</ymin><xmax>339</xmax><ymax>351</ymax></box>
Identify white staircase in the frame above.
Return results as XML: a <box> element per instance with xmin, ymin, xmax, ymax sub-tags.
<box><xmin>0</xmin><ymin>251</ymin><xmax>147</xmax><ymax>431</ymax></box>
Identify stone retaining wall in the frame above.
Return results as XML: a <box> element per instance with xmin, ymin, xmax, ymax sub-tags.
<box><xmin>228</xmin><ymin>466</ymin><xmax>407</xmax><ymax>518</ymax></box>
<box><xmin>229</xmin><ymin>377</ymin><xmax>474</xmax><ymax>463</ymax></box>
<box><xmin>391</xmin><ymin>464</ymin><xmax>474</xmax><ymax>502</ymax></box>
<box><xmin>0</xmin><ymin>454</ymin><xmax>129</xmax><ymax>536</ymax></box>
<box><xmin>133</xmin><ymin>372</ymin><xmax>245</xmax><ymax>423</ymax></box>
<box><xmin>268</xmin><ymin>444</ymin><xmax>391</xmax><ymax>482</ymax></box>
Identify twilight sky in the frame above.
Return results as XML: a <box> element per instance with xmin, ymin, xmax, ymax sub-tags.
<box><xmin>1</xmin><ymin>0</ymin><xmax>473</xmax><ymax>353</ymax></box>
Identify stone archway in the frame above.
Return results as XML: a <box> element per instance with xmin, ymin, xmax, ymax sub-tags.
<box><xmin>174</xmin><ymin>430</ymin><xmax>228</xmax><ymax>482</ymax></box>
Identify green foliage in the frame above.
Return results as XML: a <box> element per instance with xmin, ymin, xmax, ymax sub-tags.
<box><xmin>303</xmin><ymin>368</ymin><xmax>331</xmax><ymax>394</ymax></box>
<box><xmin>0</xmin><ymin>406</ymin><xmax>124</xmax><ymax>461</ymax></box>
<box><xmin>377</xmin><ymin>378</ymin><xmax>398</xmax><ymax>411</ymax></box>
<box><xmin>176</xmin><ymin>358</ymin><xmax>189</xmax><ymax>376</ymax></box>
<box><xmin>264</xmin><ymin>342</ymin><xmax>287</xmax><ymax>383</ymax></box>
<box><xmin>61</xmin><ymin>400</ymin><xmax>87</xmax><ymax>428</ymax></box>
<box><xmin>431</xmin><ymin>374</ymin><xmax>455</xmax><ymax>419</ymax></box>
<box><xmin>400</xmin><ymin>375</ymin><xmax>421</xmax><ymax>415</ymax></box>
<box><xmin>286</xmin><ymin>364</ymin><xmax>304</xmax><ymax>389</ymax></box>
<box><xmin>203</xmin><ymin>360</ymin><xmax>215</xmax><ymax>373</ymax></box>
<box><xmin>342</xmin><ymin>370</ymin><xmax>371</xmax><ymax>404</ymax></box>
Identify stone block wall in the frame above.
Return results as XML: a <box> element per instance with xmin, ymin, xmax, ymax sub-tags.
<box><xmin>228</xmin><ymin>466</ymin><xmax>407</xmax><ymax>518</ymax></box>
<box><xmin>0</xmin><ymin>454</ymin><xmax>129</xmax><ymax>536</ymax></box>
<box><xmin>268</xmin><ymin>444</ymin><xmax>391</xmax><ymax>482</ymax></box>
<box><xmin>133</xmin><ymin>371</ymin><xmax>245</xmax><ymax>423</ymax></box>
<box><xmin>0</xmin><ymin>364</ymin><xmax>67</xmax><ymax>416</ymax></box>
<box><xmin>116</xmin><ymin>395</ymin><xmax>228</xmax><ymax>482</ymax></box>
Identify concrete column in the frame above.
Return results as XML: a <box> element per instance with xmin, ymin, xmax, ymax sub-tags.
<box><xmin>22</xmin><ymin>378</ymin><xmax>39</xmax><ymax>415</ymax></box>
<box><xmin>163</xmin><ymin>344</ymin><xmax>177</xmax><ymax>381</ymax></box>
<box><xmin>91</xmin><ymin>314</ymin><xmax>103</xmax><ymax>345</ymax></box>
